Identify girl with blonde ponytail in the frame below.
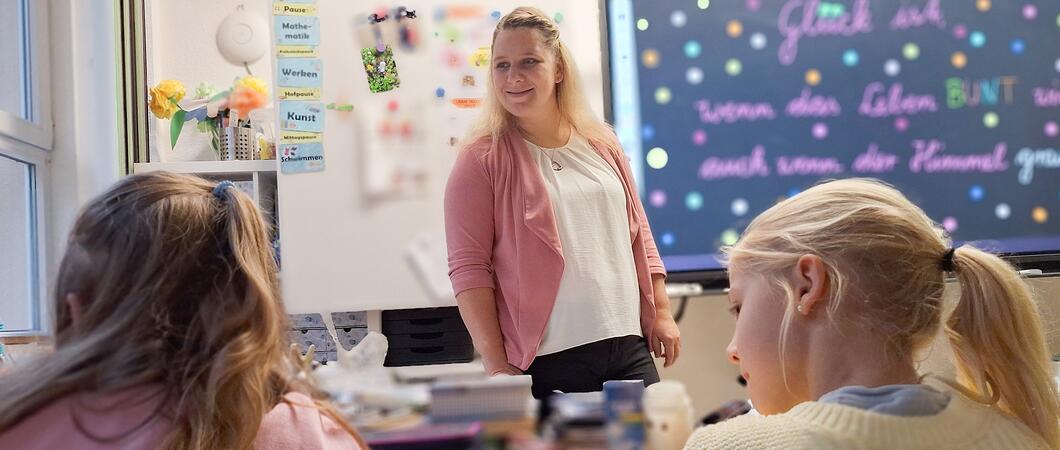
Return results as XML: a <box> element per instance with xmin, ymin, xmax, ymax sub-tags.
<box><xmin>685</xmin><ymin>178</ymin><xmax>1058</xmax><ymax>449</ymax></box>
<box><xmin>0</xmin><ymin>172</ymin><xmax>365</xmax><ymax>449</ymax></box>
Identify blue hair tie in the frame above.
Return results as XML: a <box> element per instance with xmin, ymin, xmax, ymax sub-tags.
<box><xmin>213</xmin><ymin>180</ymin><xmax>235</xmax><ymax>200</ymax></box>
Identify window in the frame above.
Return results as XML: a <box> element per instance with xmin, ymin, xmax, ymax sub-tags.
<box><xmin>0</xmin><ymin>0</ymin><xmax>27</xmax><ymax>120</ymax></box>
<box><xmin>0</xmin><ymin>0</ymin><xmax>51</xmax><ymax>149</ymax></box>
<box><xmin>0</xmin><ymin>154</ymin><xmax>39</xmax><ymax>331</ymax></box>
<box><xmin>0</xmin><ymin>0</ymin><xmax>51</xmax><ymax>335</ymax></box>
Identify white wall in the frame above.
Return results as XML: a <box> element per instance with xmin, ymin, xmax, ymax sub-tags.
<box><xmin>47</xmin><ymin>0</ymin><xmax>120</xmax><ymax>297</ymax></box>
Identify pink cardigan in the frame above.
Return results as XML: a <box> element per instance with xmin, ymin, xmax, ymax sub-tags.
<box><xmin>444</xmin><ymin>130</ymin><xmax>667</xmax><ymax>370</ymax></box>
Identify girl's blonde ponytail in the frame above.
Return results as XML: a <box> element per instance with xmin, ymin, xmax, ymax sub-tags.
<box><xmin>947</xmin><ymin>247</ymin><xmax>1059</xmax><ymax>447</ymax></box>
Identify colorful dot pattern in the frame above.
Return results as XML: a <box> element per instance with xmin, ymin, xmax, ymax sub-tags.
<box><xmin>616</xmin><ymin>1</ymin><xmax>1060</xmax><ymax>268</ymax></box>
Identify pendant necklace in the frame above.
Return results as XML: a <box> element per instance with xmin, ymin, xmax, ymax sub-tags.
<box><xmin>542</xmin><ymin>147</ymin><xmax>563</xmax><ymax>171</ymax></box>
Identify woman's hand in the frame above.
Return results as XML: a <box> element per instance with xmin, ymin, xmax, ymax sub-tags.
<box><xmin>650</xmin><ymin>274</ymin><xmax>681</xmax><ymax>368</ymax></box>
<box><xmin>456</xmin><ymin>288</ymin><xmax>522</xmax><ymax>377</ymax></box>
<box><xmin>487</xmin><ymin>362</ymin><xmax>524</xmax><ymax>377</ymax></box>
<box><xmin>652</xmin><ymin>312</ymin><xmax>681</xmax><ymax>368</ymax></box>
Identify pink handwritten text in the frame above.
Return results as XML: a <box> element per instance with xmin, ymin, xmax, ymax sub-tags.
<box><xmin>852</xmin><ymin>143</ymin><xmax>898</xmax><ymax>173</ymax></box>
<box><xmin>1033</xmin><ymin>87</ymin><xmax>1060</xmax><ymax>107</ymax></box>
<box><xmin>698</xmin><ymin>145</ymin><xmax>771</xmax><ymax>180</ymax></box>
<box><xmin>785</xmin><ymin>88</ymin><xmax>842</xmax><ymax>117</ymax></box>
<box><xmin>859</xmin><ymin>82</ymin><xmax>938</xmax><ymax>118</ymax></box>
<box><xmin>695</xmin><ymin>100</ymin><xmax>777</xmax><ymax>124</ymax></box>
<box><xmin>908</xmin><ymin>139</ymin><xmax>1008</xmax><ymax>173</ymax></box>
<box><xmin>776</xmin><ymin>154</ymin><xmax>845</xmax><ymax>176</ymax></box>
<box><xmin>889</xmin><ymin>0</ymin><xmax>945</xmax><ymax>30</ymax></box>
<box><xmin>777</xmin><ymin>0</ymin><xmax>873</xmax><ymax>65</ymax></box>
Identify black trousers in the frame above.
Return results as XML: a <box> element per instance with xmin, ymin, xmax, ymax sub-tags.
<box><xmin>524</xmin><ymin>335</ymin><xmax>660</xmax><ymax>399</ymax></box>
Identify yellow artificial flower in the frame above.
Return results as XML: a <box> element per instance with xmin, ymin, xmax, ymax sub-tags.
<box><xmin>149</xmin><ymin>79</ymin><xmax>186</xmax><ymax>119</ymax></box>
<box><xmin>234</xmin><ymin>76</ymin><xmax>269</xmax><ymax>96</ymax></box>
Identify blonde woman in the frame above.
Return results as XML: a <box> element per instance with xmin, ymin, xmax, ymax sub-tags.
<box><xmin>445</xmin><ymin>7</ymin><xmax>680</xmax><ymax>399</ymax></box>
<box><xmin>0</xmin><ymin>172</ymin><xmax>366</xmax><ymax>449</ymax></box>
<box><xmin>685</xmin><ymin>178</ymin><xmax>1058</xmax><ymax>449</ymax></box>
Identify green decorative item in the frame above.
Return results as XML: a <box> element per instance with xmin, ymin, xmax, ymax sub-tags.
<box><xmin>326</xmin><ymin>103</ymin><xmax>355</xmax><ymax>112</ymax></box>
<box><xmin>195</xmin><ymin>82</ymin><xmax>218</xmax><ymax>99</ymax></box>
<box><xmin>362</xmin><ymin>46</ymin><xmax>400</xmax><ymax>93</ymax></box>
<box><xmin>170</xmin><ymin>109</ymin><xmax>186</xmax><ymax>148</ymax></box>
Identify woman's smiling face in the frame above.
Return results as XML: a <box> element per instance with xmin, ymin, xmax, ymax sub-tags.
<box><xmin>490</xmin><ymin>27</ymin><xmax>562</xmax><ymax>120</ymax></box>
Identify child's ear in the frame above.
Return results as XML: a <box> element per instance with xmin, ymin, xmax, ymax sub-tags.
<box><xmin>793</xmin><ymin>255</ymin><xmax>829</xmax><ymax>315</ymax></box>
<box><xmin>65</xmin><ymin>293</ymin><xmax>85</xmax><ymax>324</ymax></box>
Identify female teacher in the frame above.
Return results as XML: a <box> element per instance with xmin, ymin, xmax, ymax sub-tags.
<box><xmin>444</xmin><ymin>7</ymin><xmax>680</xmax><ymax>398</ymax></box>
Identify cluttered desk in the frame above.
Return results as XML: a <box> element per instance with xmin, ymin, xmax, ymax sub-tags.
<box><xmin>291</xmin><ymin>310</ymin><xmax>750</xmax><ymax>450</ymax></box>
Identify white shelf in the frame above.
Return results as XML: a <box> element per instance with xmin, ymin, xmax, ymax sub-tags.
<box><xmin>133</xmin><ymin>160</ymin><xmax>277</xmax><ymax>175</ymax></box>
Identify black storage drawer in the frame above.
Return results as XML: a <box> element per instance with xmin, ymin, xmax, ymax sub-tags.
<box><xmin>382</xmin><ymin>307</ymin><xmax>473</xmax><ymax>367</ymax></box>
<box><xmin>382</xmin><ymin>316</ymin><xmax>468</xmax><ymax>334</ymax></box>
<box><xmin>381</xmin><ymin>307</ymin><xmax>461</xmax><ymax>321</ymax></box>
<box><xmin>386</xmin><ymin>331</ymin><xmax>473</xmax><ymax>348</ymax></box>
<box><xmin>385</xmin><ymin>345</ymin><xmax>475</xmax><ymax>367</ymax></box>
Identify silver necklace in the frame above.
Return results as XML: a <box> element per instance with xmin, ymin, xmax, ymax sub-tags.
<box><xmin>520</xmin><ymin>125</ymin><xmax>569</xmax><ymax>171</ymax></box>
<box><xmin>541</xmin><ymin>147</ymin><xmax>563</xmax><ymax>171</ymax></box>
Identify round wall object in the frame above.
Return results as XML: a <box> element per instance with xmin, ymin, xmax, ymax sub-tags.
<box><xmin>216</xmin><ymin>8</ymin><xmax>268</xmax><ymax>65</ymax></box>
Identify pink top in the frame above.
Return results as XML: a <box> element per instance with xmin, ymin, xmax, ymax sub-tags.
<box><xmin>0</xmin><ymin>387</ymin><xmax>362</xmax><ymax>449</ymax></box>
<box><xmin>444</xmin><ymin>130</ymin><xmax>666</xmax><ymax>370</ymax></box>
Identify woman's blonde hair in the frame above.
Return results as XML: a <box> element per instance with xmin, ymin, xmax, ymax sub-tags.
<box><xmin>724</xmin><ymin>178</ymin><xmax>1058</xmax><ymax>447</ymax></box>
<box><xmin>0</xmin><ymin>172</ymin><xmax>363</xmax><ymax>449</ymax></box>
<box><xmin>468</xmin><ymin>6</ymin><xmax>618</xmax><ymax>148</ymax></box>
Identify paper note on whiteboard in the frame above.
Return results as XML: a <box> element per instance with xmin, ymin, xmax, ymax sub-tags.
<box><xmin>278</xmin><ymin>58</ymin><xmax>323</xmax><ymax>88</ymax></box>
<box><xmin>275</xmin><ymin>16</ymin><xmax>320</xmax><ymax>45</ymax></box>
<box><xmin>280</xmin><ymin>142</ymin><xmax>325</xmax><ymax>174</ymax></box>
<box><xmin>279</xmin><ymin>101</ymin><xmax>324</xmax><ymax>132</ymax></box>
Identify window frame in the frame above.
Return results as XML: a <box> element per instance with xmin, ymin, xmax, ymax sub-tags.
<box><xmin>0</xmin><ymin>0</ymin><xmax>52</xmax><ymax>336</ymax></box>
<box><xmin>0</xmin><ymin>134</ymin><xmax>50</xmax><ymax>336</ymax></box>
<box><xmin>0</xmin><ymin>0</ymin><xmax>52</xmax><ymax>150</ymax></box>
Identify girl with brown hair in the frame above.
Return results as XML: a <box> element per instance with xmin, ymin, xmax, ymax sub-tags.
<box><xmin>0</xmin><ymin>172</ymin><xmax>365</xmax><ymax>449</ymax></box>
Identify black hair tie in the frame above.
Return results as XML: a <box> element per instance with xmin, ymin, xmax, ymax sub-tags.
<box><xmin>940</xmin><ymin>247</ymin><xmax>957</xmax><ymax>272</ymax></box>
<box><xmin>212</xmin><ymin>180</ymin><xmax>235</xmax><ymax>201</ymax></box>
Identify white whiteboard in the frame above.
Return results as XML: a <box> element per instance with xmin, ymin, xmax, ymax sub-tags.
<box><xmin>272</xmin><ymin>0</ymin><xmax>606</xmax><ymax>313</ymax></box>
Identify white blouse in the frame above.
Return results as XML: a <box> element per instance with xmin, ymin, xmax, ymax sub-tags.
<box><xmin>526</xmin><ymin>132</ymin><xmax>642</xmax><ymax>356</ymax></box>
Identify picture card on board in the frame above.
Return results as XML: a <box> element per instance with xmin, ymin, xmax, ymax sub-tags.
<box><xmin>279</xmin><ymin>101</ymin><xmax>324</xmax><ymax>132</ymax></box>
<box><xmin>278</xmin><ymin>59</ymin><xmax>323</xmax><ymax>88</ymax></box>
<box><xmin>275</xmin><ymin>16</ymin><xmax>320</xmax><ymax>46</ymax></box>
<box><xmin>280</xmin><ymin>142</ymin><xmax>325</xmax><ymax>174</ymax></box>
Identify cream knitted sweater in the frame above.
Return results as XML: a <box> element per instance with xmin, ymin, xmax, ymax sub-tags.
<box><xmin>684</xmin><ymin>392</ymin><xmax>1049</xmax><ymax>449</ymax></box>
